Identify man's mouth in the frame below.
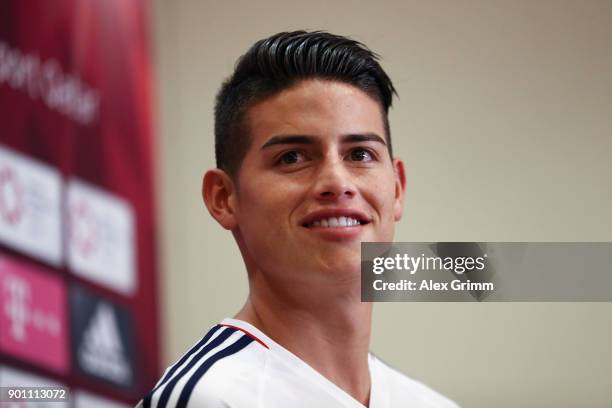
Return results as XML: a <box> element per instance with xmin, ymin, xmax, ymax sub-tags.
<box><xmin>303</xmin><ymin>216</ymin><xmax>370</xmax><ymax>228</ymax></box>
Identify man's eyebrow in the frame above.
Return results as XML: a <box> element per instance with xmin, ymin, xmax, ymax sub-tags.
<box><xmin>341</xmin><ymin>133</ymin><xmax>387</xmax><ymax>145</ymax></box>
<box><xmin>260</xmin><ymin>135</ymin><xmax>315</xmax><ymax>150</ymax></box>
<box><xmin>260</xmin><ymin>133</ymin><xmax>386</xmax><ymax>150</ymax></box>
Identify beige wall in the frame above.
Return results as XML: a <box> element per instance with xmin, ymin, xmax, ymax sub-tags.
<box><xmin>152</xmin><ymin>1</ymin><xmax>612</xmax><ymax>406</ymax></box>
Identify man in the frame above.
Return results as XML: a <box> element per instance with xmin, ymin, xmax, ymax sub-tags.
<box><xmin>139</xmin><ymin>31</ymin><xmax>459</xmax><ymax>408</ymax></box>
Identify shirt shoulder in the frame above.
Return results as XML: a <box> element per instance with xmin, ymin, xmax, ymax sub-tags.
<box><xmin>137</xmin><ymin>324</ymin><xmax>270</xmax><ymax>408</ymax></box>
<box><xmin>371</xmin><ymin>354</ymin><xmax>461</xmax><ymax>408</ymax></box>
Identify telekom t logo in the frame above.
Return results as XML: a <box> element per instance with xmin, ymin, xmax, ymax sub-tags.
<box><xmin>3</xmin><ymin>274</ymin><xmax>30</xmax><ymax>341</ymax></box>
<box><xmin>2</xmin><ymin>274</ymin><xmax>60</xmax><ymax>342</ymax></box>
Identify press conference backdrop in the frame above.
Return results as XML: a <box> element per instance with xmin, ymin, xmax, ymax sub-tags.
<box><xmin>153</xmin><ymin>1</ymin><xmax>612</xmax><ymax>407</ymax></box>
<box><xmin>0</xmin><ymin>1</ymin><xmax>159</xmax><ymax>406</ymax></box>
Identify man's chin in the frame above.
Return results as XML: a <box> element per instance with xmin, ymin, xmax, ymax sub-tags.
<box><xmin>306</xmin><ymin>248</ymin><xmax>360</xmax><ymax>273</ymax></box>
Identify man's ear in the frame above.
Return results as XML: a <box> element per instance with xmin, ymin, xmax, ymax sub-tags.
<box><xmin>202</xmin><ymin>169</ymin><xmax>238</xmax><ymax>230</ymax></box>
<box><xmin>392</xmin><ymin>158</ymin><xmax>407</xmax><ymax>221</ymax></box>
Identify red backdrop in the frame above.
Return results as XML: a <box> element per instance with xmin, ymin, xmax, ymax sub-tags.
<box><xmin>0</xmin><ymin>0</ymin><xmax>160</xmax><ymax>404</ymax></box>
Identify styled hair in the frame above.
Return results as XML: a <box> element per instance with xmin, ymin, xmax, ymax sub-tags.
<box><xmin>214</xmin><ymin>30</ymin><xmax>398</xmax><ymax>178</ymax></box>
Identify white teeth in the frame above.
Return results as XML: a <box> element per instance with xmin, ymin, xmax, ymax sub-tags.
<box><xmin>308</xmin><ymin>216</ymin><xmax>363</xmax><ymax>228</ymax></box>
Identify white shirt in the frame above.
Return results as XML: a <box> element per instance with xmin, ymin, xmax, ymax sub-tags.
<box><xmin>138</xmin><ymin>318</ymin><xmax>460</xmax><ymax>408</ymax></box>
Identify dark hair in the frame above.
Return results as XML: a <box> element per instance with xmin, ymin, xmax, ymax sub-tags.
<box><xmin>214</xmin><ymin>30</ymin><xmax>398</xmax><ymax>178</ymax></box>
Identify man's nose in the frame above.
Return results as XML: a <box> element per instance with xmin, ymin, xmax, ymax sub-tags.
<box><xmin>312</xmin><ymin>158</ymin><xmax>356</xmax><ymax>201</ymax></box>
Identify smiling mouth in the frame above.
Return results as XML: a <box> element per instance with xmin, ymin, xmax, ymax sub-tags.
<box><xmin>303</xmin><ymin>216</ymin><xmax>370</xmax><ymax>228</ymax></box>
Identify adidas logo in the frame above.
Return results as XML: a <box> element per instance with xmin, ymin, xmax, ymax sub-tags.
<box><xmin>77</xmin><ymin>303</ymin><xmax>131</xmax><ymax>385</ymax></box>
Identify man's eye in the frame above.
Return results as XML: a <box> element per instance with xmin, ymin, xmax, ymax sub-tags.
<box><xmin>349</xmin><ymin>148</ymin><xmax>374</xmax><ymax>162</ymax></box>
<box><xmin>278</xmin><ymin>151</ymin><xmax>305</xmax><ymax>165</ymax></box>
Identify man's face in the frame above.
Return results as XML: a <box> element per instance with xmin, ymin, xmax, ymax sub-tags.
<box><xmin>231</xmin><ymin>79</ymin><xmax>405</xmax><ymax>285</ymax></box>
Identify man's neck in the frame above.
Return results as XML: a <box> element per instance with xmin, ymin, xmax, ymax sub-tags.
<box><xmin>234</xmin><ymin>276</ymin><xmax>372</xmax><ymax>406</ymax></box>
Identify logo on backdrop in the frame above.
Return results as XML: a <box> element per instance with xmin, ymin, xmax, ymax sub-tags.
<box><xmin>67</xmin><ymin>179</ymin><xmax>137</xmax><ymax>295</ymax></box>
<box><xmin>70</xmin><ymin>285</ymin><xmax>136</xmax><ymax>389</ymax></box>
<box><xmin>4</xmin><ymin>272</ymin><xmax>32</xmax><ymax>341</ymax></box>
<box><xmin>69</xmin><ymin>201</ymin><xmax>98</xmax><ymax>257</ymax></box>
<box><xmin>0</xmin><ymin>146</ymin><xmax>62</xmax><ymax>266</ymax></box>
<box><xmin>0</xmin><ymin>254</ymin><xmax>69</xmax><ymax>373</ymax></box>
<box><xmin>78</xmin><ymin>303</ymin><xmax>130</xmax><ymax>385</ymax></box>
<box><xmin>0</xmin><ymin>165</ymin><xmax>23</xmax><ymax>225</ymax></box>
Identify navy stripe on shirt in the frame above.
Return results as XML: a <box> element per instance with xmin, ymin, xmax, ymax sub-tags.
<box><xmin>155</xmin><ymin>327</ymin><xmax>237</xmax><ymax>408</ymax></box>
<box><xmin>142</xmin><ymin>325</ymin><xmax>222</xmax><ymax>408</ymax></box>
<box><xmin>176</xmin><ymin>335</ymin><xmax>254</xmax><ymax>408</ymax></box>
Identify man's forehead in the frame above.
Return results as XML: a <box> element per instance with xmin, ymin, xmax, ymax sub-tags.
<box><xmin>250</xmin><ymin>79</ymin><xmax>380</xmax><ymax>112</ymax></box>
<box><xmin>245</xmin><ymin>80</ymin><xmax>386</xmax><ymax>143</ymax></box>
